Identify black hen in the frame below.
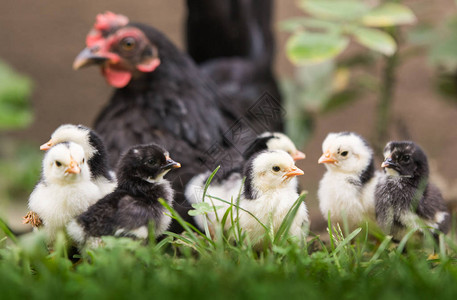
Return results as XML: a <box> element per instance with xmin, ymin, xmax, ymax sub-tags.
<box><xmin>73</xmin><ymin>12</ymin><xmax>233</xmax><ymax>164</ymax></box>
<box><xmin>186</xmin><ymin>0</ymin><xmax>283</xmax><ymax>132</ymax></box>
<box><xmin>73</xmin><ymin>10</ymin><xmax>282</xmax><ymax>230</ymax></box>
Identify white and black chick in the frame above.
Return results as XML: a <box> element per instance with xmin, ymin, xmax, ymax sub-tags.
<box><xmin>242</xmin><ymin>132</ymin><xmax>306</xmax><ymax>162</ymax></box>
<box><xmin>375</xmin><ymin>141</ymin><xmax>450</xmax><ymax>242</ymax></box>
<box><xmin>67</xmin><ymin>143</ymin><xmax>180</xmax><ymax>247</ymax></box>
<box><xmin>189</xmin><ymin>150</ymin><xmax>308</xmax><ymax>248</ymax></box>
<box><xmin>185</xmin><ymin>132</ymin><xmax>305</xmax><ymax>231</ymax></box>
<box><xmin>40</xmin><ymin>124</ymin><xmax>116</xmax><ymax>195</ymax></box>
<box><xmin>24</xmin><ymin>142</ymin><xmax>102</xmax><ymax>242</ymax></box>
<box><xmin>318</xmin><ymin>132</ymin><xmax>378</xmax><ymax>229</ymax></box>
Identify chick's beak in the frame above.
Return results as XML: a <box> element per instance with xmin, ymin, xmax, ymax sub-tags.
<box><xmin>318</xmin><ymin>150</ymin><xmax>337</xmax><ymax>164</ymax></box>
<box><xmin>161</xmin><ymin>156</ymin><xmax>181</xmax><ymax>170</ymax></box>
<box><xmin>40</xmin><ymin>139</ymin><xmax>54</xmax><ymax>151</ymax></box>
<box><xmin>283</xmin><ymin>166</ymin><xmax>304</xmax><ymax>179</ymax></box>
<box><xmin>73</xmin><ymin>46</ymin><xmax>110</xmax><ymax>70</ymax></box>
<box><xmin>65</xmin><ymin>159</ymin><xmax>81</xmax><ymax>174</ymax></box>
<box><xmin>381</xmin><ymin>158</ymin><xmax>396</xmax><ymax>168</ymax></box>
<box><xmin>292</xmin><ymin>150</ymin><xmax>306</xmax><ymax>161</ymax></box>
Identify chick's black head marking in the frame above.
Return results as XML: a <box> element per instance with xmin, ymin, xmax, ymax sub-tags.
<box><xmin>382</xmin><ymin>141</ymin><xmax>428</xmax><ymax>181</ymax></box>
<box><xmin>117</xmin><ymin>144</ymin><xmax>180</xmax><ymax>185</ymax></box>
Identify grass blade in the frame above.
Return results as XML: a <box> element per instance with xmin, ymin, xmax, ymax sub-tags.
<box><xmin>274</xmin><ymin>193</ymin><xmax>307</xmax><ymax>244</ymax></box>
<box><xmin>0</xmin><ymin>217</ymin><xmax>18</xmax><ymax>244</ymax></box>
<box><xmin>332</xmin><ymin>227</ymin><xmax>362</xmax><ymax>256</ymax></box>
<box><xmin>159</xmin><ymin>198</ymin><xmax>213</xmax><ymax>248</ymax></box>
<box><xmin>202</xmin><ymin>166</ymin><xmax>220</xmax><ymax>239</ymax></box>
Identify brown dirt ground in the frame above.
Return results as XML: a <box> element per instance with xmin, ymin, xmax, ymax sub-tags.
<box><xmin>1</xmin><ymin>0</ymin><xmax>456</xmax><ymax>232</ymax></box>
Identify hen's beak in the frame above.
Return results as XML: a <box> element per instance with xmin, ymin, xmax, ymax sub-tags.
<box><xmin>292</xmin><ymin>150</ymin><xmax>306</xmax><ymax>161</ymax></box>
<box><xmin>283</xmin><ymin>166</ymin><xmax>304</xmax><ymax>179</ymax></box>
<box><xmin>65</xmin><ymin>159</ymin><xmax>81</xmax><ymax>174</ymax></box>
<box><xmin>318</xmin><ymin>150</ymin><xmax>337</xmax><ymax>164</ymax></box>
<box><xmin>40</xmin><ymin>139</ymin><xmax>54</xmax><ymax>151</ymax></box>
<box><xmin>161</xmin><ymin>156</ymin><xmax>181</xmax><ymax>170</ymax></box>
<box><xmin>73</xmin><ymin>47</ymin><xmax>109</xmax><ymax>70</ymax></box>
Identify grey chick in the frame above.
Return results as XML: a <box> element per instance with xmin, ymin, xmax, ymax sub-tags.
<box><xmin>375</xmin><ymin>141</ymin><xmax>450</xmax><ymax>242</ymax></box>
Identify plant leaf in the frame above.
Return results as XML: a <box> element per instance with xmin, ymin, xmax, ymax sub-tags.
<box><xmin>188</xmin><ymin>202</ymin><xmax>224</xmax><ymax>216</ymax></box>
<box><xmin>298</xmin><ymin>0</ymin><xmax>370</xmax><ymax>21</ymax></box>
<box><xmin>361</xmin><ymin>3</ymin><xmax>416</xmax><ymax>27</ymax></box>
<box><xmin>279</xmin><ymin>17</ymin><xmax>339</xmax><ymax>32</ymax></box>
<box><xmin>430</xmin><ymin>37</ymin><xmax>457</xmax><ymax>71</ymax></box>
<box><xmin>0</xmin><ymin>61</ymin><xmax>33</xmax><ymax>129</ymax></box>
<box><xmin>286</xmin><ymin>31</ymin><xmax>349</xmax><ymax>65</ymax></box>
<box><xmin>351</xmin><ymin>27</ymin><xmax>397</xmax><ymax>56</ymax></box>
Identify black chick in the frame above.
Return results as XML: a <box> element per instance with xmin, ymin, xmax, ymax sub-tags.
<box><xmin>375</xmin><ymin>141</ymin><xmax>450</xmax><ymax>242</ymax></box>
<box><xmin>67</xmin><ymin>144</ymin><xmax>180</xmax><ymax>247</ymax></box>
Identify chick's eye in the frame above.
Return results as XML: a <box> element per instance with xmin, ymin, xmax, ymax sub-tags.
<box><xmin>82</xmin><ymin>158</ymin><xmax>85</xmax><ymax>164</ymax></box>
<box><xmin>120</xmin><ymin>37</ymin><xmax>136</xmax><ymax>51</ymax></box>
<box><xmin>341</xmin><ymin>151</ymin><xmax>348</xmax><ymax>157</ymax></box>
<box><xmin>55</xmin><ymin>161</ymin><xmax>62</xmax><ymax>167</ymax></box>
<box><xmin>402</xmin><ymin>155</ymin><xmax>410</xmax><ymax>162</ymax></box>
<box><xmin>146</xmin><ymin>159</ymin><xmax>156</xmax><ymax>166</ymax></box>
<box><xmin>272</xmin><ymin>166</ymin><xmax>280</xmax><ymax>172</ymax></box>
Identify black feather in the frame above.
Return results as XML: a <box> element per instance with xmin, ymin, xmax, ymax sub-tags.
<box><xmin>186</xmin><ymin>0</ymin><xmax>283</xmax><ymax>132</ymax></box>
<box><xmin>78</xmin><ymin>125</ymin><xmax>113</xmax><ymax>181</ymax></box>
<box><xmin>242</xmin><ymin>151</ymin><xmax>264</xmax><ymax>200</ymax></box>
<box><xmin>242</xmin><ymin>134</ymin><xmax>275</xmax><ymax>160</ymax></box>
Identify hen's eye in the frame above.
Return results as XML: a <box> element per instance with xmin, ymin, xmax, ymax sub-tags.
<box><xmin>120</xmin><ymin>37</ymin><xmax>136</xmax><ymax>51</ymax></box>
<box><xmin>55</xmin><ymin>161</ymin><xmax>62</xmax><ymax>167</ymax></box>
<box><xmin>341</xmin><ymin>151</ymin><xmax>348</xmax><ymax>157</ymax></box>
<box><xmin>272</xmin><ymin>166</ymin><xmax>280</xmax><ymax>172</ymax></box>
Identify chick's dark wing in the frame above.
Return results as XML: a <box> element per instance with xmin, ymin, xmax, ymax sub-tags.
<box><xmin>417</xmin><ymin>184</ymin><xmax>451</xmax><ymax>233</ymax></box>
<box><xmin>114</xmin><ymin>195</ymin><xmax>163</xmax><ymax>233</ymax></box>
<box><xmin>76</xmin><ymin>192</ymin><xmax>123</xmax><ymax>237</ymax></box>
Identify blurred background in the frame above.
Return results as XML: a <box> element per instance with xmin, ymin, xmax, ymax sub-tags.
<box><xmin>1</xmin><ymin>0</ymin><xmax>456</xmax><ymax>232</ymax></box>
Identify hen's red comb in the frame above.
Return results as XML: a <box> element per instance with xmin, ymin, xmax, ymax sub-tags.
<box><xmin>86</xmin><ymin>11</ymin><xmax>129</xmax><ymax>47</ymax></box>
<box><xmin>94</xmin><ymin>11</ymin><xmax>129</xmax><ymax>31</ymax></box>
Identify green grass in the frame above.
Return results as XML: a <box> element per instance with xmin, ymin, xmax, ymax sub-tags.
<box><xmin>1</xmin><ymin>209</ymin><xmax>457</xmax><ymax>299</ymax></box>
<box><xmin>1</xmin><ymin>169</ymin><xmax>456</xmax><ymax>299</ymax></box>
<box><xmin>1</xmin><ymin>221</ymin><xmax>457</xmax><ymax>300</ymax></box>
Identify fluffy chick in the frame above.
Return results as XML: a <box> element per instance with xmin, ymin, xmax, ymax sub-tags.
<box><xmin>25</xmin><ymin>142</ymin><xmax>102</xmax><ymax>242</ymax></box>
<box><xmin>243</xmin><ymin>132</ymin><xmax>306</xmax><ymax>162</ymax></box>
<box><xmin>40</xmin><ymin>124</ymin><xmax>116</xmax><ymax>195</ymax></box>
<box><xmin>186</xmin><ymin>132</ymin><xmax>305</xmax><ymax>230</ymax></box>
<box><xmin>318</xmin><ymin>132</ymin><xmax>378</xmax><ymax>229</ymax></box>
<box><xmin>190</xmin><ymin>150</ymin><xmax>308</xmax><ymax>247</ymax></box>
<box><xmin>67</xmin><ymin>144</ymin><xmax>180</xmax><ymax>247</ymax></box>
<box><xmin>375</xmin><ymin>141</ymin><xmax>450</xmax><ymax>241</ymax></box>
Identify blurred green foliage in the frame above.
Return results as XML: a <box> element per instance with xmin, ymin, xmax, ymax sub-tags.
<box><xmin>0</xmin><ymin>61</ymin><xmax>33</xmax><ymax>129</ymax></box>
<box><xmin>0</xmin><ymin>60</ymin><xmax>38</xmax><ymax>218</ymax></box>
<box><xmin>0</xmin><ymin>141</ymin><xmax>42</xmax><ymax>207</ymax></box>
<box><xmin>409</xmin><ymin>3</ymin><xmax>457</xmax><ymax>102</ymax></box>
<box><xmin>282</xmin><ymin>1</ymin><xmax>415</xmax><ymax>64</ymax></box>
<box><xmin>281</xmin><ymin>0</ymin><xmax>416</xmax><ymax>148</ymax></box>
